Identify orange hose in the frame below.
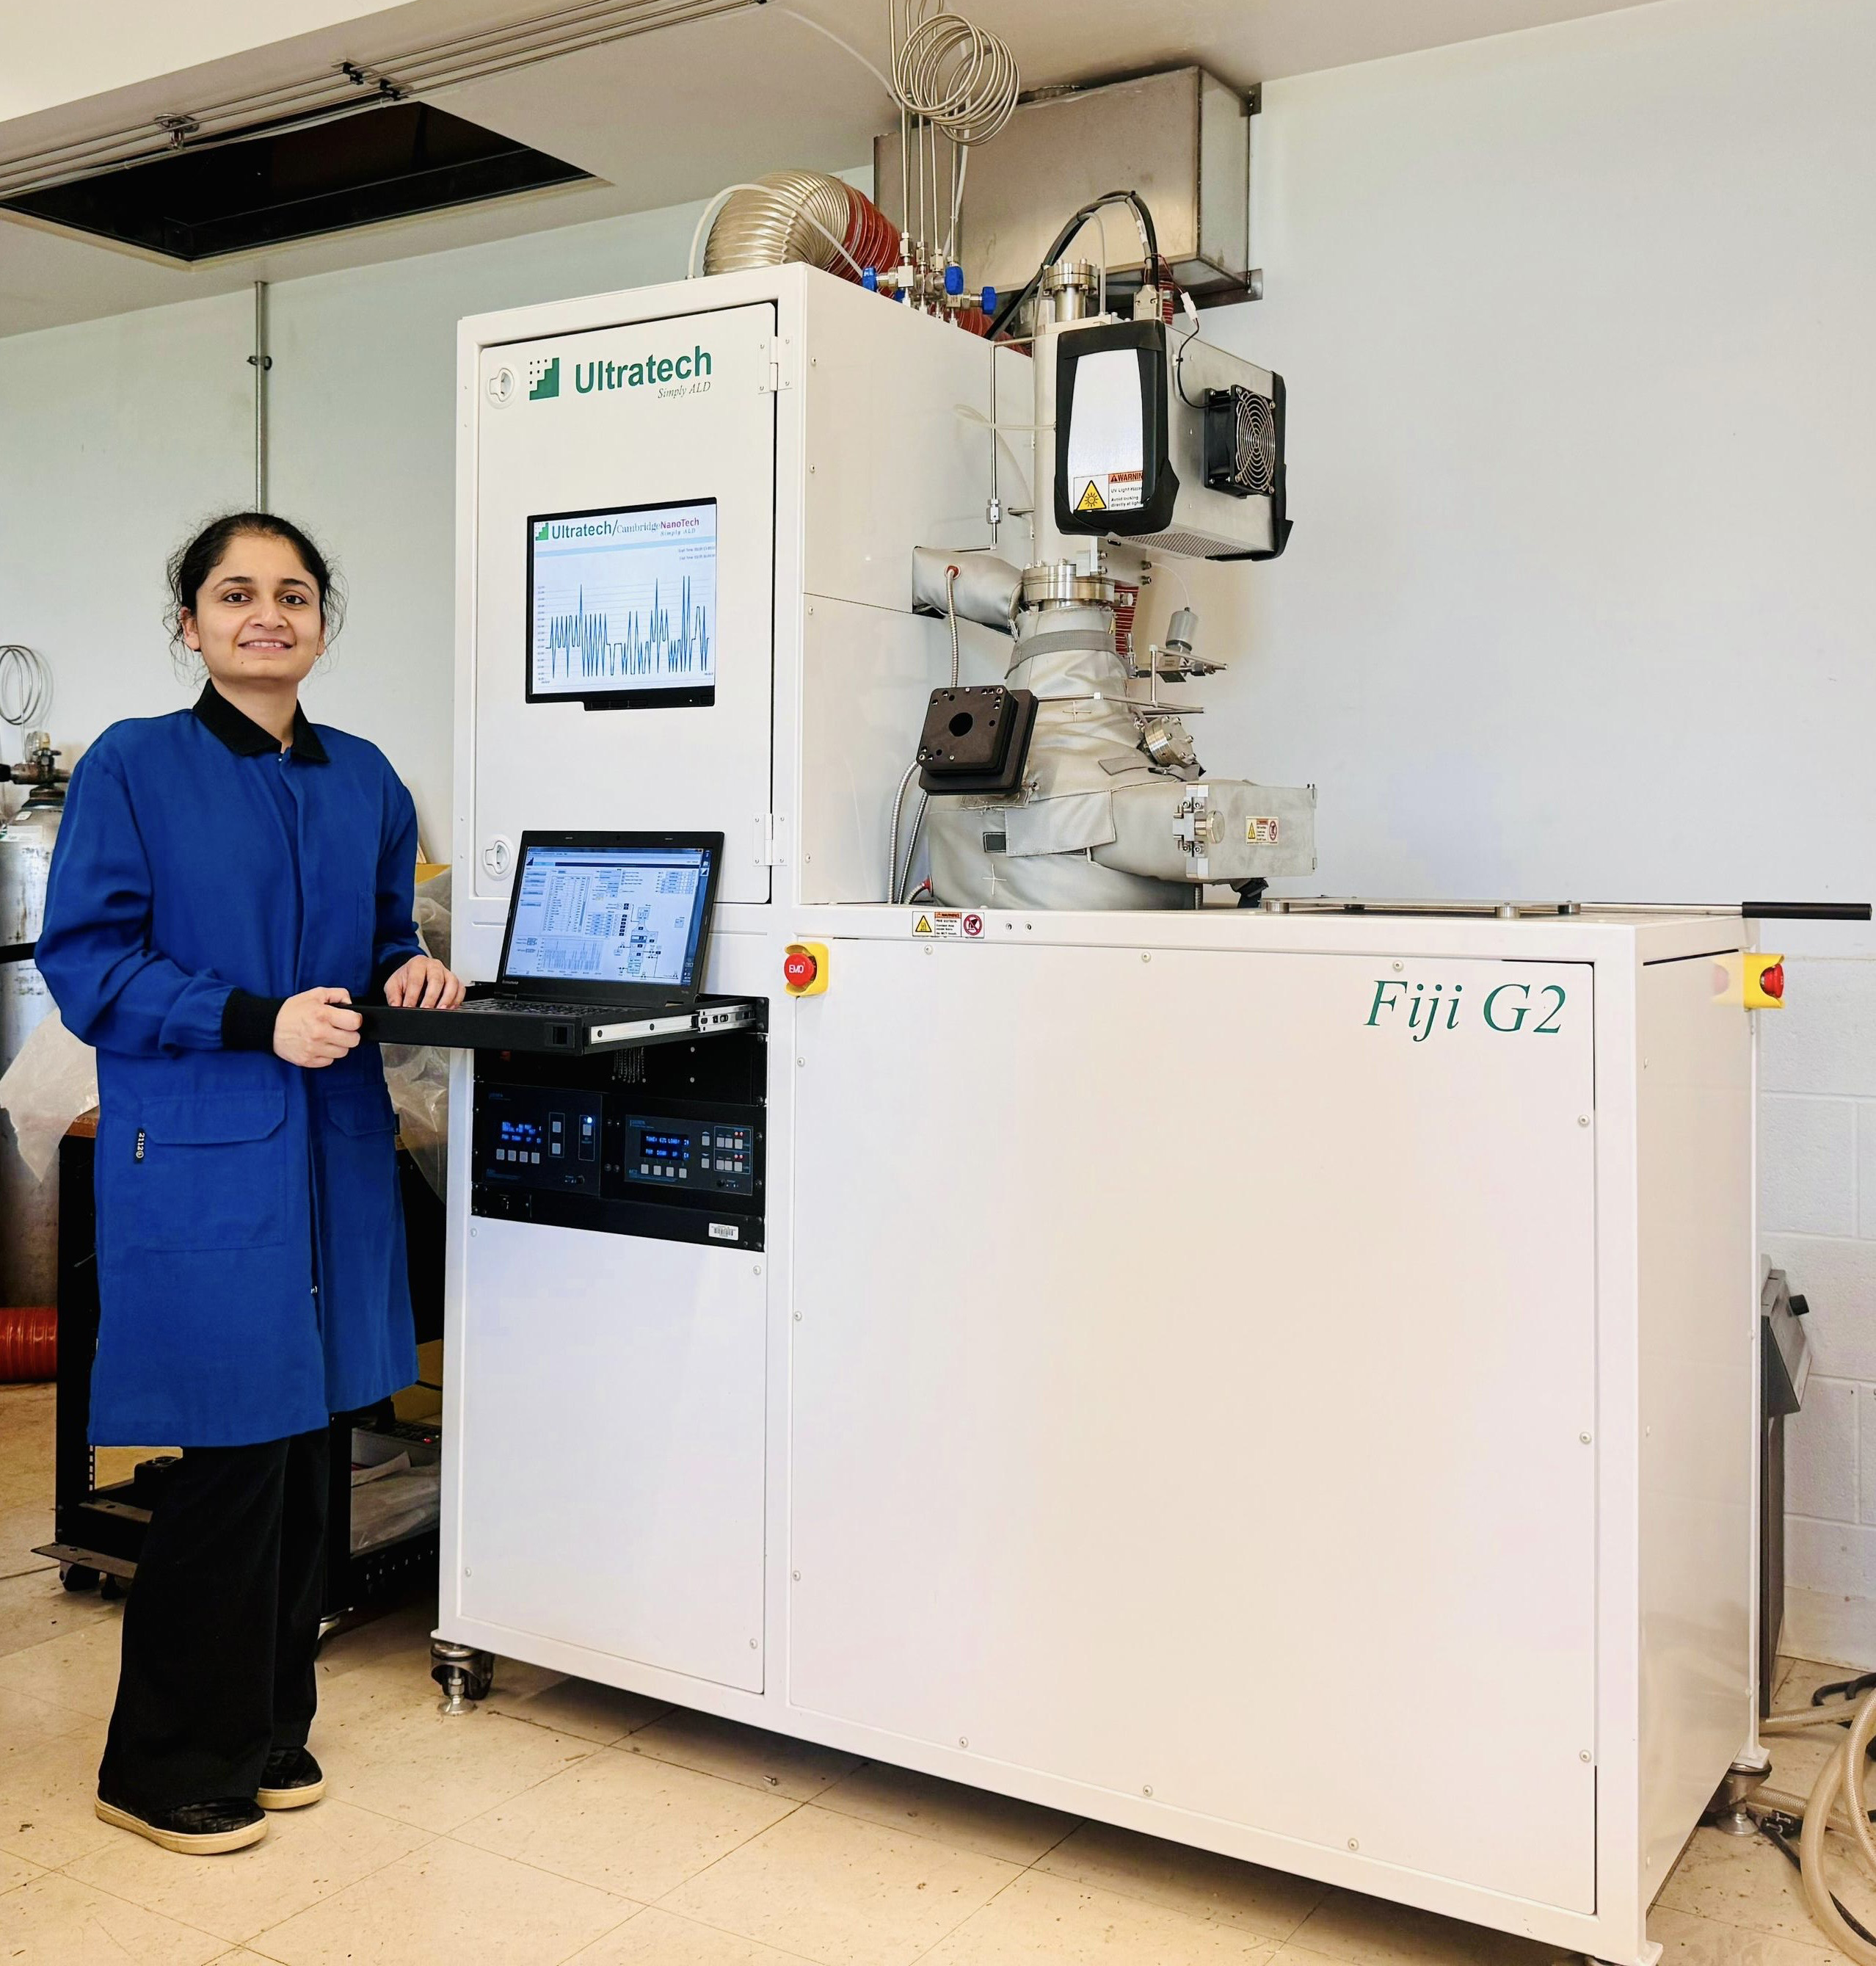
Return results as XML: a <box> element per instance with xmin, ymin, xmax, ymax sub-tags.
<box><xmin>840</xmin><ymin>184</ymin><xmax>900</xmax><ymax>279</ymax></box>
<box><xmin>0</xmin><ymin>1307</ymin><xmax>56</xmax><ymax>1382</ymax></box>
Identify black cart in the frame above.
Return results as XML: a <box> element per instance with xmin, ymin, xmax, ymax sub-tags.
<box><xmin>37</xmin><ymin>1120</ymin><xmax>449</xmax><ymax>1626</ymax></box>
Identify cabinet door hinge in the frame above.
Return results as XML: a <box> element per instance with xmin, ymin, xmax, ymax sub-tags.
<box><xmin>757</xmin><ymin>336</ymin><xmax>792</xmax><ymax>394</ymax></box>
<box><xmin>757</xmin><ymin>813</ymin><xmax>788</xmax><ymax>866</ymax></box>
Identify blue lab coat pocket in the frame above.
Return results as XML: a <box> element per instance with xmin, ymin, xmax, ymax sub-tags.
<box><xmin>118</xmin><ymin>1091</ymin><xmax>291</xmax><ymax>1253</ymax></box>
<box><xmin>321</xmin><ymin>1085</ymin><xmax>401</xmax><ymax>1250</ymax></box>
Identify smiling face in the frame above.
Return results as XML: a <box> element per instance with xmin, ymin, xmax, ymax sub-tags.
<box><xmin>179</xmin><ymin>530</ymin><xmax>325</xmax><ymax>690</ymax></box>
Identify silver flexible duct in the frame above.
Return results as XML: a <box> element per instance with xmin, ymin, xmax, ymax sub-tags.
<box><xmin>704</xmin><ymin>170</ymin><xmax>854</xmax><ymax>275</ymax></box>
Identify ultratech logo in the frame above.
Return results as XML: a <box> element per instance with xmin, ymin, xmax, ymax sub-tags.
<box><xmin>527</xmin><ymin>355</ymin><xmax>559</xmax><ymax>400</ymax></box>
<box><xmin>573</xmin><ymin>346</ymin><xmax>712</xmax><ymax>393</ymax></box>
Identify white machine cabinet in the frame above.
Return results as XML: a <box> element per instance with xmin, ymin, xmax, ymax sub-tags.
<box><xmin>439</xmin><ymin>267</ymin><xmax>1757</xmax><ymax>1966</ymax></box>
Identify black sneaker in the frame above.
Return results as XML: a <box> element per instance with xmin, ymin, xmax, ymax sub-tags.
<box><xmin>95</xmin><ymin>1791</ymin><xmax>267</xmax><ymax>1854</ymax></box>
<box><xmin>256</xmin><ymin>1746</ymin><xmax>326</xmax><ymax>1810</ymax></box>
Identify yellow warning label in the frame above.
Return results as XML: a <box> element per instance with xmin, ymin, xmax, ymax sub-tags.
<box><xmin>1075</xmin><ymin>479</ymin><xmax>1107</xmax><ymax>512</ymax></box>
<box><xmin>913</xmin><ymin>914</ymin><xmax>934</xmax><ymax>935</ymax></box>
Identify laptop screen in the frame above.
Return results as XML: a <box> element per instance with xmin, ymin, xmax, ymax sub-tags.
<box><xmin>503</xmin><ymin>841</ymin><xmax>713</xmax><ymax>988</ymax></box>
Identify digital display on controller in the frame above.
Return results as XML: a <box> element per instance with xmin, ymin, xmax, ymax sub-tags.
<box><xmin>499</xmin><ymin>1120</ymin><xmax>542</xmax><ymax>1145</ymax></box>
<box><xmin>642</xmin><ymin>1133</ymin><xmax>688</xmax><ymax>1160</ymax></box>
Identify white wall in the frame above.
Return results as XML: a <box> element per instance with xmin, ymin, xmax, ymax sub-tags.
<box><xmin>0</xmin><ymin>291</ymin><xmax>255</xmax><ymax>741</ymax></box>
<box><xmin>4</xmin><ymin>0</ymin><xmax>1875</xmax><ymax>1643</ymax></box>
<box><xmin>0</xmin><ymin>193</ymin><xmax>715</xmax><ymax>847</ymax></box>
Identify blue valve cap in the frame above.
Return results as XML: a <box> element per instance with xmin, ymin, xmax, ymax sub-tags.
<box><xmin>981</xmin><ymin>285</ymin><xmax>997</xmax><ymax>317</ymax></box>
<box><xmin>894</xmin><ymin>287</ymin><xmax>906</xmax><ymax>302</ymax></box>
<box><xmin>860</xmin><ymin>266</ymin><xmax>878</xmax><ymax>291</ymax></box>
<box><xmin>944</xmin><ymin>262</ymin><xmax>964</xmax><ymax>296</ymax></box>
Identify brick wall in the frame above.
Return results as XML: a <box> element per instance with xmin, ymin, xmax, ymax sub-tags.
<box><xmin>1761</xmin><ymin>957</ymin><xmax>1876</xmax><ymax>1661</ymax></box>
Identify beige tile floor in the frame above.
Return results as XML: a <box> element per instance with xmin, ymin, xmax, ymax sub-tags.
<box><xmin>1</xmin><ymin>1379</ymin><xmax>1871</xmax><ymax>1965</ymax></box>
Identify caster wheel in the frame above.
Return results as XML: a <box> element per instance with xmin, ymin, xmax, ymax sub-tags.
<box><xmin>60</xmin><ymin>1564</ymin><xmax>99</xmax><ymax>1594</ymax></box>
<box><xmin>99</xmin><ymin>1573</ymin><xmax>128</xmax><ymax>1601</ymax></box>
<box><xmin>465</xmin><ymin>1651</ymin><xmax>495</xmax><ymax>1702</ymax></box>
<box><xmin>431</xmin><ymin>1641</ymin><xmax>493</xmax><ymax>1714</ymax></box>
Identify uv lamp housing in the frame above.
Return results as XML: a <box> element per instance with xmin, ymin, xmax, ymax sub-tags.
<box><xmin>1053</xmin><ymin>321</ymin><xmax>1179</xmax><ymax>538</ymax></box>
<box><xmin>1055</xmin><ymin>317</ymin><xmax>1291</xmax><ymax>561</ymax></box>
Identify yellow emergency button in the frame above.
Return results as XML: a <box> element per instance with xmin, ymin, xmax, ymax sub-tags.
<box><xmin>1745</xmin><ymin>955</ymin><xmax>1786</xmax><ymax>1009</ymax></box>
<box><xmin>783</xmin><ymin>942</ymin><xmax>829</xmax><ymax>995</ymax></box>
<box><xmin>1713</xmin><ymin>951</ymin><xmax>1786</xmax><ymax>1008</ymax></box>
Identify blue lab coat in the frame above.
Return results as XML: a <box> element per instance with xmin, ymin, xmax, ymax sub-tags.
<box><xmin>36</xmin><ymin>683</ymin><xmax>423</xmax><ymax>1448</ymax></box>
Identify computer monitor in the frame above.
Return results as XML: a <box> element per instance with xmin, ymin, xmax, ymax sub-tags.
<box><xmin>495</xmin><ymin>832</ymin><xmax>723</xmax><ymax>1004</ymax></box>
<box><xmin>525</xmin><ymin>498</ymin><xmax>717</xmax><ymax>711</ymax></box>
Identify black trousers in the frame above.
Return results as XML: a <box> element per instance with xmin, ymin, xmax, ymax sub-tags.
<box><xmin>100</xmin><ymin>1426</ymin><xmax>329</xmax><ymax>1811</ymax></box>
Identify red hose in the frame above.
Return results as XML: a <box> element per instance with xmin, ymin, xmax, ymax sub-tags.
<box><xmin>840</xmin><ymin>185</ymin><xmax>900</xmax><ymax>280</ymax></box>
<box><xmin>0</xmin><ymin>1307</ymin><xmax>56</xmax><ymax>1382</ymax></box>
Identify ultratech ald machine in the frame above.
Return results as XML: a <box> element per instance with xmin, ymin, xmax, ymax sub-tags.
<box><xmin>432</xmin><ymin>255</ymin><xmax>1786</xmax><ymax>1966</ymax></box>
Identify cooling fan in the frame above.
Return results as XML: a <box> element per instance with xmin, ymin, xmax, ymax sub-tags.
<box><xmin>1203</xmin><ymin>385</ymin><xmax>1280</xmax><ymax>498</ymax></box>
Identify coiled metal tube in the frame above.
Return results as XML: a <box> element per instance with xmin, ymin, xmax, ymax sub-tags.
<box><xmin>0</xmin><ymin>645</ymin><xmax>51</xmax><ymax>731</ymax></box>
<box><xmin>891</xmin><ymin>5</ymin><xmax>1017</xmax><ymax>147</ymax></box>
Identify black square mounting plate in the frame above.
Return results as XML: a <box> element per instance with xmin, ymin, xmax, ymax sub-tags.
<box><xmin>915</xmin><ymin>685</ymin><xmax>1038</xmax><ymax>797</ymax></box>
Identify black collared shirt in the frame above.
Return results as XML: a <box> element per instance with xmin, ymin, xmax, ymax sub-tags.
<box><xmin>191</xmin><ymin>683</ymin><xmax>328</xmax><ymax>1045</ymax></box>
<box><xmin>192</xmin><ymin>681</ymin><xmax>330</xmax><ymax>763</ymax></box>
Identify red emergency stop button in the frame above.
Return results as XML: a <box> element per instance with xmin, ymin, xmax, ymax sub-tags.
<box><xmin>1761</xmin><ymin>962</ymin><xmax>1784</xmax><ymax>1001</ymax></box>
<box><xmin>783</xmin><ymin>942</ymin><xmax>829</xmax><ymax>995</ymax></box>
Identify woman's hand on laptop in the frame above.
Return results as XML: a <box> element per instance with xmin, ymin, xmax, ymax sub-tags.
<box><xmin>383</xmin><ymin>955</ymin><xmax>466</xmax><ymax>1010</ymax></box>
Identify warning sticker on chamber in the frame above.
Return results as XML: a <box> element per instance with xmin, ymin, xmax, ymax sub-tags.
<box><xmin>1246</xmin><ymin>817</ymin><xmax>1281</xmax><ymax>845</ymax></box>
<box><xmin>1072</xmin><ymin>471</ymin><xmax>1143</xmax><ymax>515</ymax></box>
<box><xmin>912</xmin><ymin>910</ymin><xmax>966</xmax><ymax>940</ymax></box>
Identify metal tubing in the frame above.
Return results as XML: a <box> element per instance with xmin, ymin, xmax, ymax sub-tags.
<box><xmin>252</xmin><ymin>281</ymin><xmax>270</xmax><ymax>510</ymax></box>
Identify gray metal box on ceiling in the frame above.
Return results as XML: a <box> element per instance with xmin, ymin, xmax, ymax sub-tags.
<box><xmin>873</xmin><ymin>66</ymin><xmax>1257</xmax><ymax>305</ymax></box>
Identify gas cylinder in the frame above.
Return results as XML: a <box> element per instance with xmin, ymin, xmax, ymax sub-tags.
<box><xmin>1</xmin><ymin>733</ymin><xmax>68</xmax><ymax>1308</ymax></box>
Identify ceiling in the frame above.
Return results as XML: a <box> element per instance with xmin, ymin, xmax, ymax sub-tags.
<box><xmin>0</xmin><ymin>0</ymin><xmax>1665</xmax><ymax>338</ymax></box>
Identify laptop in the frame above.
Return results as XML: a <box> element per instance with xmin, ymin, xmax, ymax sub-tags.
<box><xmin>357</xmin><ymin>830</ymin><xmax>752</xmax><ymax>1054</ymax></box>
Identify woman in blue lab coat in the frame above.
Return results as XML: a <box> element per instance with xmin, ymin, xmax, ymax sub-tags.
<box><xmin>36</xmin><ymin>513</ymin><xmax>463</xmax><ymax>1856</ymax></box>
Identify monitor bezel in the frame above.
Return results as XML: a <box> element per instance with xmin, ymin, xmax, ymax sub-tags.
<box><xmin>523</xmin><ymin>496</ymin><xmax>719</xmax><ymax>712</ymax></box>
<box><xmin>496</xmin><ymin>830</ymin><xmax>727</xmax><ymax>1004</ymax></box>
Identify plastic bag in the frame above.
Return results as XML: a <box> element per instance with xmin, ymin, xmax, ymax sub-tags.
<box><xmin>382</xmin><ymin>866</ymin><xmax>452</xmax><ymax>1200</ymax></box>
<box><xmin>411</xmin><ymin>866</ymin><xmax>452</xmax><ymax>971</ymax></box>
<box><xmin>0</xmin><ymin>1005</ymin><xmax>96</xmax><ymax>1182</ymax></box>
<box><xmin>349</xmin><ymin>1462</ymin><xmax>442</xmax><ymax>1553</ymax></box>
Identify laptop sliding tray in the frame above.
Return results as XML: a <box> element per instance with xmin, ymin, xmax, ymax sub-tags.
<box><xmin>355</xmin><ymin>994</ymin><xmax>760</xmax><ymax>1056</ymax></box>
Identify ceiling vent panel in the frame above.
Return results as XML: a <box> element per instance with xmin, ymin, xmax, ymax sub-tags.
<box><xmin>0</xmin><ymin>101</ymin><xmax>589</xmax><ymax>261</ymax></box>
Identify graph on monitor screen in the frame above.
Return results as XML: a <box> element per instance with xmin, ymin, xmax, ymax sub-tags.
<box><xmin>528</xmin><ymin>501</ymin><xmax>716</xmax><ymax>700</ymax></box>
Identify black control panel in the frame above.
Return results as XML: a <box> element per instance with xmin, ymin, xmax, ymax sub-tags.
<box><xmin>470</xmin><ymin>1012</ymin><xmax>766</xmax><ymax>1250</ymax></box>
<box><xmin>624</xmin><ymin>1116</ymin><xmax>755</xmax><ymax>1197</ymax></box>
